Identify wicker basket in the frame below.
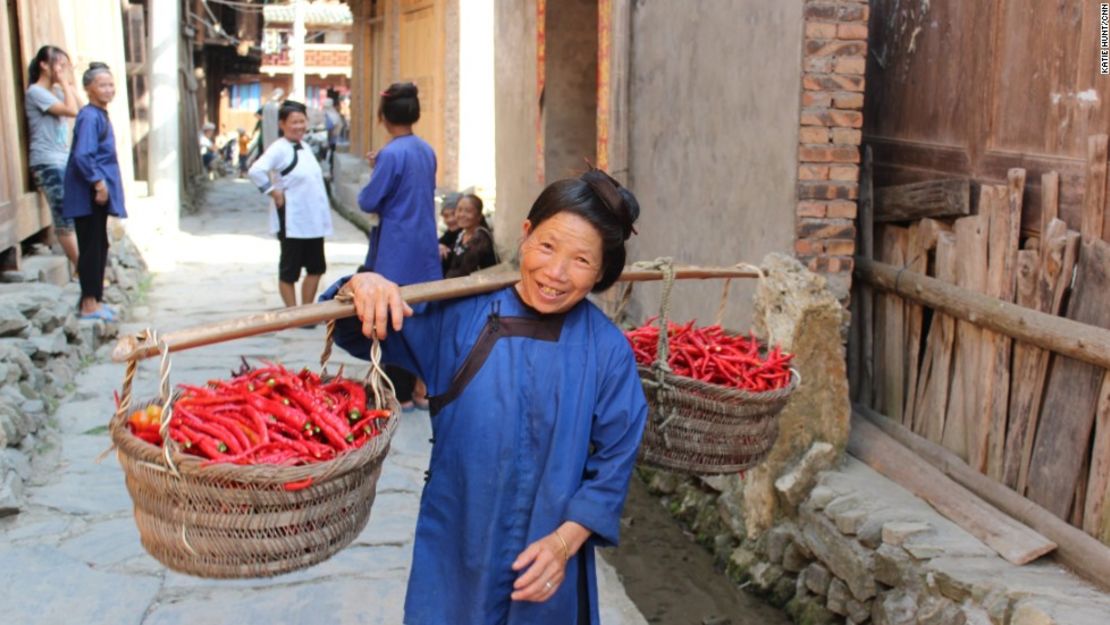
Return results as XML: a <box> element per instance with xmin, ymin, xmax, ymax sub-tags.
<box><xmin>110</xmin><ymin>326</ymin><xmax>399</xmax><ymax>578</ymax></box>
<box><xmin>638</xmin><ymin>365</ymin><xmax>798</xmax><ymax>474</ymax></box>
<box><xmin>628</xmin><ymin>259</ymin><xmax>800</xmax><ymax>475</ymax></box>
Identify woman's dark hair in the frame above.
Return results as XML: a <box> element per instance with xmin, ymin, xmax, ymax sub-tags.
<box><xmin>81</xmin><ymin>62</ymin><xmax>111</xmax><ymax>87</ymax></box>
<box><xmin>525</xmin><ymin>168</ymin><xmax>640</xmax><ymax>292</ymax></box>
<box><xmin>278</xmin><ymin>99</ymin><xmax>308</xmax><ymax>122</ymax></box>
<box><xmin>377</xmin><ymin>82</ymin><xmax>420</xmax><ymax>125</ymax></box>
<box><xmin>28</xmin><ymin>46</ymin><xmax>69</xmax><ymax>85</ymax></box>
<box><xmin>458</xmin><ymin>193</ymin><xmax>491</xmax><ymax>230</ymax></box>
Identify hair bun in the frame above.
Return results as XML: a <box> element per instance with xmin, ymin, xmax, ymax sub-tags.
<box><xmin>581</xmin><ymin>168</ymin><xmax>638</xmax><ymax>240</ymax></box>
<box><xmin>384</xmin><ymin>82</ymin><xmax>418</xmax><ymax>99</ymax></box>
<box><xmin>87</xmin><ymin>61</ymin><xmax>109</xmax><ymax>71</ymax></box>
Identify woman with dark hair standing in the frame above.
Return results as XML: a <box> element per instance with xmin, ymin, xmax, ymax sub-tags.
<box><xmin>444</xmin><ymin>192</ymin><xmax>498</xmax><ymax>278</ymax></box>
<box><xmin>63</xmin><ymin>63</ymin><xmax>125</xmax><ymax>321</ymax></box>
<box><xmin>357</xmin><ymin>81</ymin><xmax>441</xmax><ymax>408</ymax></box>
<box><xmin>25</xmin><ymin>45</ymin><xmax>80</xmax><ymax>272</ymax></box>
<box><xmin>248</xmin><ymin>100</ymin><xmax>333</xmax><ymax>308</ymax></box>
<box><xmin>323</xmin><ymin>168</ymin><xmax>647</xmax><ymax>624</ymax></box>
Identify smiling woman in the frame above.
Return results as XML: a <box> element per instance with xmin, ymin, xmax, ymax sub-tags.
<box><xmin>320</xmin><ymin>168</ymin><xmax>646</xmax><ymax>625</ymax></box>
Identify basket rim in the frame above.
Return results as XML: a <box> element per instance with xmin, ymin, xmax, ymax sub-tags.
<box><xmin>637</xmin><ymin>364</ymin><xmax>800</xmax><ymax>402</ymax></box>
<box><xmin>110</xmin><ymin>392</ymin><xmax>401</xmax><ymax>486</ymax></box>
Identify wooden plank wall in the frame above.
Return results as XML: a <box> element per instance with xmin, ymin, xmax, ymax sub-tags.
<box><xmin>859</xmin><ymin>0</ymin><xmax>1110</xmax><ymax>544</ymax></box>
<box><xmin>865</xmin><ymin>0</ymin><xmax>1109</xmax><ymax>238</ymax></box>
<box><xmin>858</xmin><ymin>151</ymin><xmax>1110</xmax><ymax>542</ymax></box>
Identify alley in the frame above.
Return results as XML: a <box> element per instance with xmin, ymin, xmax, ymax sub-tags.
<box><xmin>0</xmin><ymin>179</ymin><xmax>647</xmax><ymax>624</ymax></box>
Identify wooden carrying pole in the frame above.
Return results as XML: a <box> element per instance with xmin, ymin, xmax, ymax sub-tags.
<box><xmin>855</xmin><ymin>405</ymin><xmax>1110</xmax><ymax>590</ymax></box>
<box><xmin>854</xmin><ymin>257</ymin><xmax>1110</xmax><ymax>371</ymax></box>
<box><xmin>112</xmin><ymin>265</ymin><xmax>760</xmax><ymax>363</ymax></box>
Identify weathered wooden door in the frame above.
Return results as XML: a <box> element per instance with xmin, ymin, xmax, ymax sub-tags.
<box><xmin>866</xmin><ymin>0</ymin><xmax>1110</xmax><ymax>232</ymax></box>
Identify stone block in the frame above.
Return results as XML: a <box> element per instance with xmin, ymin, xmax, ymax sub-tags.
<box><xmin>801</xmin><ymin>505</ymin><xmax>876</xmax><ymax>600</ymax></box>
<box><xmin>872</xmin><ymin>589</ymin><xmax>919</xmax><ymax>625</ymax></box>
<box><xmin>782</xmin><ymin>541</ymin><xmax>812</xmax><ymax>573</ymax></box>
<box><xmin>808</xmin><ymin>484</ymin><xmax>836</xmax><ymax>510</ymax></box>
<box><xmin>770</xmin><ymin>575</ymin><xmax>799</xmax><ymax>608</ymax></box>
<box><xmin>750</xmin><ymin>561</ymin><xmax>785</xmax><ymax>591</ymax></box>
<box><xmin>881</xmin><ymin>522</ymin><xmax>931</xmax><ymax>546</ymax></box>
<box><xmin>874</xmin><ymin>543</ymin><xmax>916</xmax><ymax>588</ymax></box>
<box><xmin>765</xmin><ymin>523</ymin><xmax>796</xmax><ymax>564</ymax></box>
<box><xmin>826</xmin><ymin>578</ymin><xmax>850</xmax><ymax>616</ymax></box>
<box><xmin>775</xmin><ymin>441</ymin><xmax>838</xmax><ymax>511</ymax></box>
<box><xmin>786</xmin><ymin>591</ymin><xmax>840</xmax><ymax>625</ymax></box>
<box><xmin>803</xmin><ymin>562</ymin><xmax>832</xmax><ymax>595</ymax></box>
<box><xmin>0</xmin><ymin>302</ymin><xmax>30</xmax><ymax>337</ymax></box>
<box><xmin>727</xmin><ymin>546</ymin><xmax>759</xmax><ymax>582</ymax></box>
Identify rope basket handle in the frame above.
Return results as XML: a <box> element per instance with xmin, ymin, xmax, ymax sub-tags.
<box><xmin>321</xmin><ymin>292</ymin><xmax>396</xmax><ymax>412</ymax></box>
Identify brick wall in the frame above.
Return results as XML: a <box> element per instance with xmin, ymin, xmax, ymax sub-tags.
<box><xmin>795</xmin><ymin>0</ymin><xmax>868</xmax><ymax>300</ymax></box>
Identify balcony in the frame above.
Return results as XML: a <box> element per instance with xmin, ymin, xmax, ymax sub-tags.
<box><xmin>261</xmin><ymin>43</ymin><xmax>352</xmax><ymax>78</ymax></box>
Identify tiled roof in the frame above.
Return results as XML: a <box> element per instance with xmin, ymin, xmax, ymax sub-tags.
<box><xmin>263</xmin><ymin>2</ymin><xmax>353</xmax><ymax>27</ymax></box>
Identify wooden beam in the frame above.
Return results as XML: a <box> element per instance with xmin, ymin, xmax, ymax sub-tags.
<box><xmin>848</xmin><ymin>412</ymin><xmax>1056</xmax><ymax>565</ymax></box>
<box><xmin>854</xmin><ymin>405</ymin><xmax>1110</xmax><ymax>590</ymax></box>
<box><xmin>873</xmin><ymin>178</ymin><xmax>971</xmax><ymax>223</ymax></box>
<box><xmin>1084</xmin><ymin>135</ymin><xmax>1108</xmax><ymax>242</ymax></box>
<box><xmin>854</xmin><ymin>256</ymin><xmax>1110</xmax><ymax>371</ymax></box>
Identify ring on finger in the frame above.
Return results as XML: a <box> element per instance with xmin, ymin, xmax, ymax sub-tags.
<box><xmin>544</xmin><ymin>580</ymin><xmax>554</xmax><ymax>591</ymax></box>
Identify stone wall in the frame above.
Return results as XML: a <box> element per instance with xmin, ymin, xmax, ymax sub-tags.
<box><xmin>0</xmin><ymin>227</ymin><xmax>147</xmax><ymax>515</ymax></box>
<box><xmin>643</xmin><ymin>457</ymin><xmax>1110</xmax><ymax>625</ymax></box>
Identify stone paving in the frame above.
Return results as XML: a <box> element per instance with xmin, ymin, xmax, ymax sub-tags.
<box><xmin>0</xmin><ymin>178</ymin><xmax>647</xmax><ymax>625</ymax></box>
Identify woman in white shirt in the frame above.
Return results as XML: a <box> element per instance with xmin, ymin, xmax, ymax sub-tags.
<box><xmin>247</xmin><ymin>100</ymin><xmax>333</xmax><ymax>307</ymax></box>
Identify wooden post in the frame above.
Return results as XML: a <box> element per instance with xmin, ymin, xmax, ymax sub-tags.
<box><xmin>1086</xmin><ymin>135</ymin><xmax>1110</xmax><ymax>242</ymax></box>
<box><xmin>859</xmin><ymin>147</ymin><xmax>876</xmax><ymax>407</ymax></box>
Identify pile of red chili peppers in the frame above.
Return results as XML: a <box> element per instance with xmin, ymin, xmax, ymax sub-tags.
<box><xmin>126</xmin><ymin>363</ymin><xmax>391</xmax><ymax>468</ymax></box>
<box><xmin>625</xmin><ymin>319</ymin><xmax>794</xmax><ymax>392</ymax></box>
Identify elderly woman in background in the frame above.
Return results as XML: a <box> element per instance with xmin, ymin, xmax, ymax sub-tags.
<box><xmin>323</xmin><ymin>168</ymin><xmax>647</xmax><ymax>624</ymax></box>
<box><xmin>63</xmin><ymin>62</ymin><xmax>125</xmax><ymax>322</ymax></box>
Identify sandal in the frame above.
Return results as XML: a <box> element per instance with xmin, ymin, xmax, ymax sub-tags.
<box><xmin>78</xmin><ymin>307</ymin><xmax>115</xmax><ymax>322</ymax></box>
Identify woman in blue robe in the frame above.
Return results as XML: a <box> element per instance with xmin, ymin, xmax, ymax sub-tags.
<box><xmin>64</xmin><ymin>62</ymin><xmax>125</xmax><ymax>321</ymax></box>
<box><xmin>324</xmin><ymin>168</ymin><xmax>648</xmax><ymax>624</ymax></box>
<box><xmin>357</xmin><ymin>81</ymin><xmax>441</xmax><ymax>408</ymax></box>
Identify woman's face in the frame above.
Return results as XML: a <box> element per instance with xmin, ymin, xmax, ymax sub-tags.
<box><xmin>441</xmin><ymin>206</ymin><xmax>457</xmax><ymax>230</ymax></box>
<box><xmin>280</xmin><ymin>111</ymin><xmax>307</xmax><ymax>142</ymax></box>
<box><xmin>455</xmin><ymin>198</ymin><xmax>480</xmax><ymax>230</ymax></box>
<box><xmin>517</xmin><ymin>211</ymin><xmax>603</xmax><ymax>314</ymax></box>
<box><xmin>85</xmin><ymin>72</ymin><xmax>115</xmax><ymax>106</ymax></box>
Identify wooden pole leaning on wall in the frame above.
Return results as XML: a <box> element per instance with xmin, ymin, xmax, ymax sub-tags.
<box><xmin>854</xmin><ymin>257</ymin><xmax>1110</xmax><ymax>371</ymax></box>
<box><xmin>854</xmin><ymin>404</ymin><xmax>1110</xmax><ymax>590</ymax></box>
<box><xmin>111</xmin><ymin>265</ymin><xmax>761</xmax><ymax>363</ymax></box>
<box><xmin>849</xmin><ymin>408</ymin><xmax>1056</xmax><ymax>566</ymax></box>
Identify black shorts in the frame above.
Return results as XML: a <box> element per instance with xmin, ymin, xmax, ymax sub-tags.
<box><xmin>279</xmin><ymin>236</ymin><xmax>326</xmax><ymax>283</ymax></box>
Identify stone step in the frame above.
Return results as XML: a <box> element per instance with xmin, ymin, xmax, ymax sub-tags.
<box><xmin>5</xmin><ymin>253</ymin><xmax>70</xmax><ymax>286</ymax></box>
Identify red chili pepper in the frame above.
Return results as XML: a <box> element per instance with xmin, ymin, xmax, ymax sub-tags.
<box><xmin>283</xmin><ymin>477</ymin><xmax>314</xmax><ymax>491</ymax></box>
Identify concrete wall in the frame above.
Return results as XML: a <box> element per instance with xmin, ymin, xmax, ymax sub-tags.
<box><xmin>624</xmin><ymin>0</ymin><xmax>803</xmax><ymax>329</ymax></box>
<box><xmin>543</xmin><ymin>0</ymin><xmax>597</xmax><ymax>182</ymax></box>
<box><xmin>492</xmin><ymin>0</ymin><xmax>540</xmax><ymax>252</ymax></box>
